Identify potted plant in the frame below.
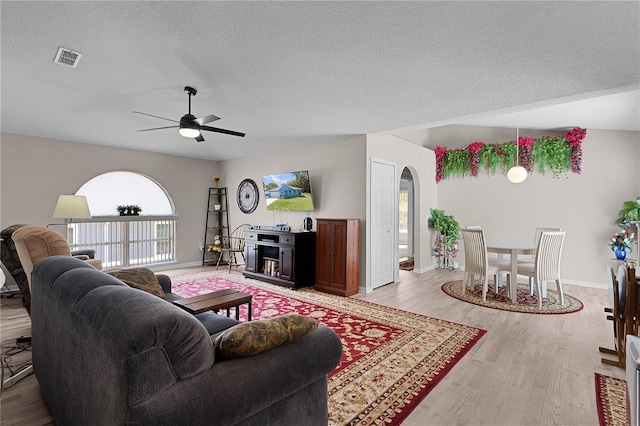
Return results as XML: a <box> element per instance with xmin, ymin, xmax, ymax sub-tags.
<box><xmin>427</xmin><ymin>208</ymin><xmax>460</xmax><ymax>269</ymax></box>
<box><xmin>615</xmin><ymin>196</ymin><xmax>640</xmax><ymax>228</ymax></box>
<box><xmin>116</xmin><ymin>204</ymin><xmax>142</xmax><ymax>216</ymax></box>
<box><xmin>213</xmin><ymin>201</ymin><xmax>221</xmax><ymax>210</ymax></box>
<box><xmin>610</xmin><ymin>228</ymin><xmax>636</xmax><ymax>260</ymax></box>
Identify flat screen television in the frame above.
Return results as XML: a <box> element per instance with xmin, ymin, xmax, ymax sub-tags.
<box><xmin>261</xmin><ymin>170</ymin><xmax>314</xmax><ymax>211</ymax></box>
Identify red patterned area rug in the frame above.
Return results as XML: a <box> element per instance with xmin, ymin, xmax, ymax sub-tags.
<box><xmin>595</xmin><ymin>373</ymin><xmax>629</xmax><ymax>426</ymax></box>
<box><xmin>170</xmin><ymin>270</ymin><xmax>486</xmax><ymax>426</ymax></box>
<box><xmin>441</xmin><ymin>280</ymin><xmax>584</xmax><ymax>314</ymax></box>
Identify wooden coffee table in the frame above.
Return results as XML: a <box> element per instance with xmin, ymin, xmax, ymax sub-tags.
<box><xmin>173</xmin><ymin>289</ymin><xmax>252</xmax><ymax>321</ymax></box>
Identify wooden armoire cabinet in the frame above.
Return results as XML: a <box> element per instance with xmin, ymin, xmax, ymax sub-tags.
<box><xmin>315</xmin><ymin>218</ymin><xmax>360</xmax><ymax>296</ymax></box>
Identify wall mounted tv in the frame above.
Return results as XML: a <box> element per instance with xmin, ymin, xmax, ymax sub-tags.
<box><xmin>261</xmin><ymin>170</ymin><xmax>314</xmax><ymax>211</ymax></box>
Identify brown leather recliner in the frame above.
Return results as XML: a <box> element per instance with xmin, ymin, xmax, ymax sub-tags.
<box><xmin>1</xmin><ymin>224</ymin><xmax>31</xmax><ymax>306</ymax></box>
<box><xmin>11</xmin><ymin>226</ymin><xmax>103</xmax><ymax>291</ymax></box>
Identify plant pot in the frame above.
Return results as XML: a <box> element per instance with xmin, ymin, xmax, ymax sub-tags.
<box><xmin>214</xmin><ymin>205</ymin><xmax>221</xmax><ymax>211</ymax></box>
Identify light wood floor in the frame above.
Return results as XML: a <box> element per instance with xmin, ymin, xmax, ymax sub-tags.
<box><xmin>0</xmin><ymin>267</ymin><xmax>624</xmax><ymax>425</ymax></box>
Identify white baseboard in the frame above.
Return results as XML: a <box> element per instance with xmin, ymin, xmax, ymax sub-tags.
<box><xmin>147</xmin><ymin>261</ymin><xmax>203</xmax><ymax>272</ymax></box>
<box><xmin>449</xmin><ymin>264</ymin><xmax>608</xmax><ymax>290</ymax></box>
<box><xmin>561</xmin><ymin>279</ymin><xmax>608</xmax><ymax>290</ymax></box>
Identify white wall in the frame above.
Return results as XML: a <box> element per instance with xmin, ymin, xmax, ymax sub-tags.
<box><xmin>1</xmin><ymin>133</ymin><xmax>220</xmax><ymax>267</ymax></box>
<box><xmin>366</xmin><ymin>134</ymin><xmax>437</xmax><ymax>292</ymax></box>
<box><xmin>219</xmin><ymin>135</ymin><xmax>367</xmax><ymax>230</ymax></box>
<box><xmin>3</xmin><ymin>127</ymin><xmax>638</xmax><ymax>289</ymax></box>
<box><xmin>431</xmin><ymin>127</ymin><xmax>640</xmax><ymax>287</ymax></box>
<box><xmin>220</xmin><ymin>135</ymin><xmax>368</xmax><ymax>286</ymax></box>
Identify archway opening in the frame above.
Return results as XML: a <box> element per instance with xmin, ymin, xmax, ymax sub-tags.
<box><xmin>399</xmin><ymin>167</ymin><xmax>414</xmax><ymax>271</ymax></box>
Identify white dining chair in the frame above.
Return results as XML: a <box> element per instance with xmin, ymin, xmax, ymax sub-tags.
<box><xmin>461</xmin><ymin>229</ymin><xmax>511</xmax><ymax>302</ymax></box>
<box><xmin>516</xmin><ymin>231</ymin><xmax>565</xmax><ymax>308</ymax></box>
<box><xmin>519</xmin><ymin>227</ymin><xmax>562</xmax><ymax>293</ymax></box>
<box><xmin>521</xmin><ymin>227</ymin><xmax>562</xmax><ymax>263</ymax></box>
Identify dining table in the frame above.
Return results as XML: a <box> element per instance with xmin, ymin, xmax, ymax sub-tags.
<box><xmin>486</xmin><ymin>240</ymin><xmax>537</xmax><ymax>303</ymax></box>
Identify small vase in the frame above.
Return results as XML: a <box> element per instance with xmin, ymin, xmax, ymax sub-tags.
<box><xmin>614</xmin><ymin>247</ymin><xmax>627</xmax><ymax>260</ymax></box>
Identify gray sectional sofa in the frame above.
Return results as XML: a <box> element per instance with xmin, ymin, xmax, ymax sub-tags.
<box><xmin>30</xmin><ymin>256</ymin><xmax>342</xmax><ymax>425</ymax></box>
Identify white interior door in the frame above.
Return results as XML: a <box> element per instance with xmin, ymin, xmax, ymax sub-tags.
<box><xmin>371</xmin><ymin>159</ymin><xmax>396</xmax><ymax>288</ymax></box>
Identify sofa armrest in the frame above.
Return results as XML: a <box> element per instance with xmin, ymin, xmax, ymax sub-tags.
<box><xmin>128</xmin><ymin>324</ymin><xmax>343</xmax><ymax>425</ymax></box>
<box><xmin>71</xmin><ymin>249</ymin><xmax>95</xmax><ymax>259</ymax></box>
<box><xmin>155</xmin><ymin>274</ymin><xmax>172</xmax><ymax>294</ymax></box>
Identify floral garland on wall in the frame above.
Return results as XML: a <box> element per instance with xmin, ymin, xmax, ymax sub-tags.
<box><xmin>435</xmin><ymin>127</ymin><xmax>586</xmax><ymax>183</ymax></box>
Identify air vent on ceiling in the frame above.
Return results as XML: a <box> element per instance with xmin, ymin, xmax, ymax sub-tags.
<box><xmin>53</xmin><ymin>47</ymin><xmax>82</xmax><ymax>68</ymax></box>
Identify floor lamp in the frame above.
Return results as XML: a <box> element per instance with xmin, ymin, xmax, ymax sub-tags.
<box><xmin>48</xmin><ymin>194</ymin><xmax>92</xmax><ymax>228</ymax></box>
<box><xmin>4</xmin><ymin>196</ymin><xmax>91</xmax><ymax>390</ymax></box>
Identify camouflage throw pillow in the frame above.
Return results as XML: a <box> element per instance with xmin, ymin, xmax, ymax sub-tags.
<box><xmin>213</xmin><ymin>314</ymin><xmax>318</xmax><ymax>359</ymax></box>
<box><xmin>106</xmin><ymin>268</ymin><xmax>165</xmax><ymax>299</ymax></box>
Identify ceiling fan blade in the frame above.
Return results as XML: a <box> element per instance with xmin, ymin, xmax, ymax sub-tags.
<box><xmin>195</xmin><ymin>114</ymin><xmax>220</xmax><ymax>126</ymax></box>
<box><xmin>201</xmin><ymin>125</ymin><xmax>246</xmax><ymax>137</ymax></box>
<box><xmin>195</xmin><ymin>134</ymin><xmax>205</xmax><ymax>142</ymax></box>
<box><xmin>137</xmin><ymin>125</ymin><xmax>179</xmax><ymax>132</ymax></box>
<box><xmin>133</xmin><ymin>111</ymin><xmax>179</xmax><ymax>123</ymax></box>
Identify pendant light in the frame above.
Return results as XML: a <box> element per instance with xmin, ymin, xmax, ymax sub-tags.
<box><xmin>507</xmin><ymin>114</ymin><xmax>527</xmax><ymax>183</ymax></box>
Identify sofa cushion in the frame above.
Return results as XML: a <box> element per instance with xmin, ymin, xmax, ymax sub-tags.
<box><xmin>106</xmin><ymin>268</ymin><xmax>165</xmax><ymax>298</ymax></box>
<box><xmin>213</xmin><ymin>314</ymin><xmax>318</xmax><ymax>359</ymax></box>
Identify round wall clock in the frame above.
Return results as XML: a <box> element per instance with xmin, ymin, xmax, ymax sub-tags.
<box><xmin>237</xmin><ymin>178</ymin><xmax>259</xmax><ymax>214</ymax></box>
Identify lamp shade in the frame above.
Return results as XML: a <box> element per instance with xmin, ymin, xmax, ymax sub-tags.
<box><xmin>179</xmin><ymin>127</ymin><xmax>200</xmax><ymax>138</ymax></box>
<box><xmin>52</xmin><ymin>195</ymin><xmax>92</xmax><ymax>219</ymax></box>
<box><xmin>507</xmin><ymin>166</ymin><xmax>528</xmax><ymax>184</ymax></box>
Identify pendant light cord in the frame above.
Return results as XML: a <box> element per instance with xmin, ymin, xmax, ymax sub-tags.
<box><xmin>516</xmin><ymin>113</ymin><xmax>519</xmax><ymax>167</ymax></box>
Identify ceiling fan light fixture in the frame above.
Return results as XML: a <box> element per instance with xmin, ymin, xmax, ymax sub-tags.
<box><xmin>134</xmin><ymin>86</ymin><xmax>244</xmax><ymax>140</ymax></box>
<box><xmin>179</xmin><ymin>127</ymin><xmax>200</xmax><ymax>138</ymax></box>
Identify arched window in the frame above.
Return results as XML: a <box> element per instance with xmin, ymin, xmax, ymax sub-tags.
<box><xmin>76</xmin><ymin>171</ymin><xmax>173</xmax><ymax>216</ymax></box>
<box><xmin>69</xmin><ymin>171</ymin><xmax>176</xmax><ymax>268</ymax></box>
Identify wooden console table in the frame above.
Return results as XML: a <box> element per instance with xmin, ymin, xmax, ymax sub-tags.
<box><xmin>173</xmin><ymin>289</ymin><xmax>252</xmax><ymax>321</ymax></box>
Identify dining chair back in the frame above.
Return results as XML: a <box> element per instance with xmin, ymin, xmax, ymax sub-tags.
<box><xmin>516</xmin><ymin>231</ymin><xmax>565</xmax><ymax>308</ymax></box>
<box><xmin>599</xmin><ymin>262</ymin><xmax>639</xmax><ymax>367</ymax></box>
<box><xmin>599</xmin><ymin>263</ymin><xmax>628</xmax><ymax>366</ymax></box>
<box><xmin>533</xmin><ymin>227</ymin><xmax>562</xmax><ymax>244</ymax></box>
<box><xmin>525</xmin><ymin>227</ymin><xmax>562</xmax><ymax>261</ymax></box>
<box><xmin>461</xmin><ymin>228</ymin><xmax>511</xmax><ymax>302</ymax></box>
<box><xmin>217</xmin><ymin>224</ymin><xmax>251</xmax><ymax>273</ymax></box>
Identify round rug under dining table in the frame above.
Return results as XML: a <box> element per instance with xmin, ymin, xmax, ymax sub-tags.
<box><xmin>441</xmin><ymin>280</ymin><xmax>584</xmax><ymax>314</ymax></box>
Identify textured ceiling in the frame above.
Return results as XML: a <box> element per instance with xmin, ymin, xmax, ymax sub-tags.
<box><xmin>1</xmin><ymin>1</ymin><xmax>638</xmax><ymax>161</ymax></box>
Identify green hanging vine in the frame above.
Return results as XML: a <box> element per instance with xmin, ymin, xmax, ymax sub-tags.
<box><xmin>434</xmin><ymin>127</ymin><xmax>586</xmax><ymax>183</ymax></box>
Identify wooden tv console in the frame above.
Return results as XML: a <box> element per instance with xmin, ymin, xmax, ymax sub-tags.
<box><xmin>243</xmin><ymin>228</ymin><xmax>316</xmax><ymax>289</ymax></box>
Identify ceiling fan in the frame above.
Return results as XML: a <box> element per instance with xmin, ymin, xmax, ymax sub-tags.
<box><xmin>133</xmin><ymin>86</ymin><xmax>245</xmax><ymax>142</ymax></box>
